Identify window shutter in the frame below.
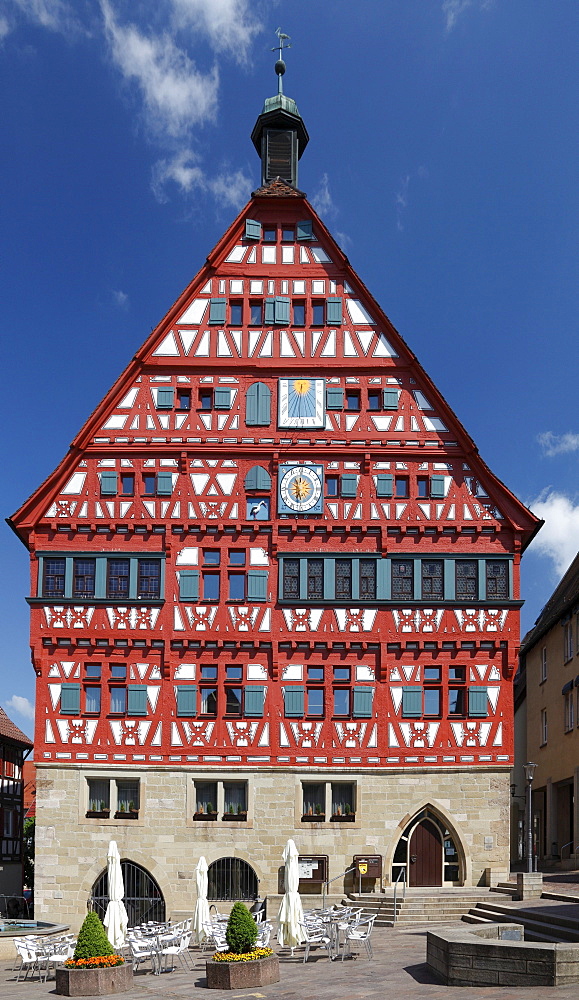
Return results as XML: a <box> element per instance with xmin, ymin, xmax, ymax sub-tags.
<box><xmin>402</xmin><ymin>687</ymin><xmax>422</xmax><ymax>718</ymax></box>
<box><xmin>213</xmin><ymin>388</ymin><xmax>232</xmax><ymax>410</ymax></box>
<box><xmin>244</xmin><ymin>685</ymin><xmax>265</xmax><ymax>718</ymax></box>
<box><xmin>246</xmin><ymin>382</ymin><xmax>271</xmax><ymax>426</ymax></box>
<box><xmin>247</xmin><ymin>570</ymin><xmax>268</xmax><ymax>601</ymax></box>
<box><xmin>60</xmin><ymin>684</ymin><xmax>80</xmax><ymax>715</ymax></box>
<box><xmin>156</xmin><ymin>388</ymin><xmax>174</xmax><ymax>409</ymax></box>
<box><xmin>283</xmin><ymin>686</ymin><xmax>304</xmax><ymax>717</ymax></box>
<box><xmin>468</xmin><ymin>687</ymin><xmax>488</xmax><ymax>718</ymax></box>
<box><xmin>340</xmin><ymin>474</ymin><xmax>358</xmax><ymax>498</ymax></box>
<box><xmin>245</xmin><ymin>219</ymin><xmax>261</xmax><ymax>240</ymax></box>
<box><xmin>383</xmin><ymin>389</ymin><xmax>399</xmax><ymax>409</ymax></box>
<box><xmin>275</xmin><ymin>297</ymin><xmax>290</xmax><ymax>325</ymax></box>
<box><xmin>128</xmin><ymin>685</ymin><xmax>147</xmax><ymax>716</ymax></box>
<box><xmin>376</xmin><ymin>474</ymin><xmax>394</xmax><ymax>498</ymax></box>
<box><xmin>353</xmin><ymin>687</ymin><xmax>374</xmax><ymax>718</ymax></box>
<box><xmin>156</xmin><ymin>471</ymin><xmax>173</xmax><ymax>496</ymax></box>
<box><xmin>244</xmin><ymin>466</ymin><xmax>271</xmax><ymax>491</ymax></box>
<box><xmin>264</xmin><ymin>298</ymin><xmax>276</xmax><ymax>325</ymax></box>
<box><xmin>100</xmin><ymin>471</ymin><xmax>118</xmax><ymax>496</ymax></box>
<box><xmin>179</xmin><ymin>570</ymin><xmax>199</xmax><ymax>601</ymax></box>
<box><xmin>176</xmin><ymin>685</ymin><xmax>197</xmax><ymax>717</ymax></box>
<box><xmin>209</xmin><ymin>298</ymin><xmax>226</xmax><ymax>324</ymax></box>
<box><xmin>326</xmin><ymin>387</ymin><xmax>344</xmax><ymax>410</ymax></box>
<box><xmin>326</xmin><ymin>297</ymin><xmax>343</xmax><ymax>325</ymax></box>
<box><xmin>430</xmin><ymin>476</ymin><xmax>446</xmax><ymax>498</ymax></box>
<box><xmin>297</xmin><ymin>220</ymin><xmax>313</xmax><ymax>240</ymax></box>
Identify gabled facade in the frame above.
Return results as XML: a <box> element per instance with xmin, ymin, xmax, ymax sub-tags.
<box><xmin>0</xmin><ymin>707</ymin><xmax>33</xmax><ymax>906</ymax></box>
<box><xmin>10</xmin><ymin>71</ymin><xmax>540</xmax><ymax>927</ymax></box>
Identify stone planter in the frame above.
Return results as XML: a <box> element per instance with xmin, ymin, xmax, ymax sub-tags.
<box><xmin>206</xmin><ymin>954</ymin><xmax>279</xmax><ymax>990</ymax></box>
<box><xmin>55</xmin><ymin>962</ymin><xmax>133</xmax><ymax>996</ymax></box>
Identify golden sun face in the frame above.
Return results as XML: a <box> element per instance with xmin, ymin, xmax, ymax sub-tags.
<box><xmin>290</xmin><ymin>476</ymin><xmax>312</xmax><ymax>501</ymax></box>
<box><xmin>292</xmin><ymin>379</ymin><xmax>311</xmax><ymax>396</ymax></box>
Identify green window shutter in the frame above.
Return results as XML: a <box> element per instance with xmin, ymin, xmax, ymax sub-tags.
<box><xmin>244</xmin><ymin>466</ymin><xmax>271</xmax><ymax>491</ymax></box>
<box><xmin>209</xmin><ymin>298</ymin><xmax>226</xmax><ymax>324</ymax></box>
<box><xmin>383</xmin><ymin>389</ymin><xmax>399</xmax><ymax>409</ymax></box>
<box><xmin>297</xmin><ymin>220</ymin><xmax>313</xmax><ymax>240</ymax></box>
<box><xmin>100</xmin><ymin>471</ymin><xmax>118</xmax><ymax>496</ymax></box>
<box><xmin>468</xmin><ymin>687</ymin><xmax>488</xmax><ymax>718</ymax></box>
<box><xmin>213</xmin><ymin>388</ymin><xmax>232</xmax><ymax>410</ymax></box>
<box><xmin>326</xmin><ymin>387</ymin><xmax>344</xmax><ymax>410</ymax></box>
<box><xmin>326</xmin><ymin>297</ymin><xmax>343</xmax><ymax>325</ymax></box>
<box><xmin>264</xmin><ymin>298</ymin><xmax>276</xmax><ymax>325</ymax></box>
<box><xmin>275</xmin><ymin>297</ymin><xmax>290</xmax><ymax>325</ymax></box>
<box><xmin>430</xmin><ymin>476</ymin><xmax>446</xmax><ymax>498</ymax></box>
<box><xmin>283</xmin><ymin>686</ymin><xmax>304</xmax><ymax>717</ymax></box>
<box><xmin>247</xmin><ymin>570</ymin><xmax>268</xmax><ymax>601</ymax></box>
<box><xmin>176</xmin><ymin>685</ymin><xmax>197</xmax><ymax>717</ymax></box>
<box><xmin>340</xmin><ymin>474</ymin><xmax>358</xmax><ymax>498</ymax></box>
<box><xmin>376</xmin><ymin>474</ymin><xmax>393</xmax><ymax>498</ymax></box>
<box><xmin>246</xmin><ymin>382</ymin><xmax>271</xmax><ymax>426</ymax></box>
<box><xmin>353</xmin><ymin>687</ymin><xmax>374</xmax><ymax>718</ymax></box>
<box><xmin>402</xmin><ymin>687</ymin><xmax>422</xmax><ymax>718</ymax></box>
<box><xmin>179</xmin><ymin>570</ymin><xmax>199</xmax><ymax>600</ymax></box>
<box><xmin>60</xmin><ymin>683</ymin><xmax>80</xmax><ymax>715</ymax></box>
<box><xmin>156</xmin><ymin>471</ymin><xmax>173</xmax><ymax>496</ymax></box>
<box><xmin>244</xmin><ymin>685</ymin><xmax>265</xmax><ymax>718</ymax></box>
<box><xmin>128</xmin><ymin>685</ymin><xmax>147</xmax><ymax>716</ymax></box>
<box><xmin>245</xmin><ymin>219</ymin><xmax>261</xmax><ymax>240</ymax></box>
<box><xmin>156</xmin><ymin>388</ymin><xmax>174</xmax><ymax>409</ymax></box>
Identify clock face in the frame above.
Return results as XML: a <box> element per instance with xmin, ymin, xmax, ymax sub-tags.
<box><xmin>278</xmin><ymin>377</ymin><xmax>325</xmax><ymax>428</ymax></box>
<box><xmin>278</xmin><ymin>464</ymin><xmax>324</xmax><ymax>515</ymax></box>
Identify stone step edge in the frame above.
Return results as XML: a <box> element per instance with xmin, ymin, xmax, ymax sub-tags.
<box><xmin>465</xmin><ymin>906</ymin><xmax>579</xmax><ymax>940</ymax></box>
<box><xmin>471</xmin><ymin>901</ymin><xmax>579</xmax><ymax>931</ymax></box>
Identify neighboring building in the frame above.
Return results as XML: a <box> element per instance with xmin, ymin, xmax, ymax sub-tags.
<box><xmin>9</xmin><ymin>62</ymin><xmax>540</xmax><ymax>929</ymax></box>
<box><xmin>519</xmin><ymin>552</ymin><xmax>579</xmax><ymax>864</ymax></box>
<box><xmin>0</xmin><ymin>707</ymin><xmax>33</xmax><ymax>904</ymax></box>
<box><xmin>23</xmin><ymin>760</ymin><xmax>36</xmax><ymax>820</ymax></box>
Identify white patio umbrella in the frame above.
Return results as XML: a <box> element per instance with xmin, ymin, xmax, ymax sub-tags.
<box><xmin>277</xmin><ymin>839</ymin><xmax>305</xmax><ymax>948</ymax></box>
<box><xmin>193</xmin><ymin>856</ymin><xmax>211</xmax><ymax>945</ymax></box>
<box><xmin>103</xmin><ymin>840</ymin><xmax>128</xmax><ymax>950</ymax></box>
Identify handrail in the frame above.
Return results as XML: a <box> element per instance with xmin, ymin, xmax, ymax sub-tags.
<box><xmin>321</xmin><ymin>865</ymin><xmax>357</xmax><ymax>910</ymax></box>
<box><xmin>560</xmin><ymin>840</ymin><xmax>578</xmax><ymax>861</ymax></box>
<box><xmin>392</xmin><ymin>866</ymin><xmax>406</xmax><ymax>924</ymax></box>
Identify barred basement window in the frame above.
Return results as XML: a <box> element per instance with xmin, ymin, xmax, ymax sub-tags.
<box><xmin>422</xmin><ymin>560</ymin><xmax>443</xmax><ymax>600</ymax></box>
<box><xmin>456</xmin><ymin>561</ymin><xmax>478</xmax><ymax>600</ymax></box>
<box><xmin>392</xmin><ymin>560</ymin><xmax>414</xmax><ymax>599</ymax></box>
<box><xmin>283</xmin><ymin>559</ymin><xmax>300</xmax><ymax>599</ymax></box>
<box><xmin>307</xmin><ymin>559</ymin><xmax>324</xmax><ymax>600</ymax></box>
<box><xmin>486</xmin><ymin>560</ymin><xmax>508</xmax><ymax>599</ymax></box>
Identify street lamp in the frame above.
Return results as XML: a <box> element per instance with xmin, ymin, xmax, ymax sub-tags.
<box><xmin>524</xmin><ymin>762</ymin><xmax>537</xmax><ymax>873</ymax></box>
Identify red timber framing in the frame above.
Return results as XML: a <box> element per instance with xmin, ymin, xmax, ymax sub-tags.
<box><xmin>9</xmin><ymin>181</ymin><xmax>541</xmax><ymax>774</ymax></box>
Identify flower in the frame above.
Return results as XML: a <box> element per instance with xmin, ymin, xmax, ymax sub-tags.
<box><xmin>212</xmin><ymin>947</ymin><xmax>273</xmax><ymax>963</ymax></box>
<box><xmin>65</xmin><ymin>954</ymin><xmax>124</xmax><ymax>969</ymax></box>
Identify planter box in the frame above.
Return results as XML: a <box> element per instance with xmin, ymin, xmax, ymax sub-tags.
<box><xmin>114</xmin><ymin>811</ymin><xmax>138</xmax><ymax>820</ymax></box>
<box><xmin>194</xmin><ymin>812</ymin><xmax>218</xmax><ymax>821</ymax></box>
<box><xmin>331</xmin><ymin>814</ymin><xmax>355</xmax><ymax>822</ymax></box>
<box><xmin>206</xmin><ymin>954</ymin><xmax>279</xmax><ymax>990</ymax></box>
<box><xmin>301</xmin><ymin>815</ymin><xmax>325</xmax><ymax>822</ymax></box>
<box><xmin>55</xmin><ymin>963</ymin><xmax>132</xmax><ymax>996</ymax></box>
<box><xmin>222</xmin><ymin>813</ymin><xmax>247</xmax><ymax>821</ymax></box>
<box><xmin>85</xmin><ymin>811</ymin><xmax>110</xmax><ymax>820</ymax></box>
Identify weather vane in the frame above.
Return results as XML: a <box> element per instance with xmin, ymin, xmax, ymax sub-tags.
<box><xmin>272</xmin><ymin>27</ymin><xmax>291</xmax><ymax>95</ymax></box>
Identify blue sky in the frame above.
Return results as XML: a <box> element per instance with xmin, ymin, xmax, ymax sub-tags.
<box><xmin>1</xmin><ymin>0</ymin><xmax>578</xmax><ymax>738</ymax></box>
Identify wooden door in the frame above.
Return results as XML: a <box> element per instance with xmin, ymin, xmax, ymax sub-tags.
<box><xmin>409</xmin><ymin>819</ymin><xmax>442</xmax><ymax>886</ymax></box>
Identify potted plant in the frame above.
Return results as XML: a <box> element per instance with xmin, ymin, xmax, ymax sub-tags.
<box><xmin>195</xmin><ymin>802</ymin><xmax>217</xmax><ymax>820</ymax></box>
<box><xmin>127</xmin><ymin>800</ymin><xmax>139</xmax><ymax>819</ymax></box>
<box><xmin>114</xmin><ymin>802</ymin><xmax>127</xmax><ymax>820</ymax></box>
<box><xmin>86</xmin><ymin>800</ymin><xmax>110</xmax><ymax>820</ymax></box>
<box><xmin>331</xmin><ymin>803</ymin><xmax>355</xmax><ymax>822</ymax></box>
<box><xmin>206</xmin><ymin>902</ymin><xmax>278</xmax><ymax>990</ymax></box>
<box><xmin>56</xmin><ymin>911</ymin><xmax>132</xmax><ymax>996</ymax></box>
<box><xmin>223</xmin><ymin>803</ymin><xmax>248</xmax><ymax>821</ymax></box>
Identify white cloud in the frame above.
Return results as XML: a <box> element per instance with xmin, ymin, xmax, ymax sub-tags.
<box><xmin>0</xmin><ymin>15</ymin><xmax>12</xmax><ymax>39</ymax></box>
<box><xmin>538</xmin><ymin>431</ymin><xmax>579</xmax><ymax>457</ymax></box>
<box><xmin>395</xmin><ymin>167</ymin><xmax>428</xmax><ymax>231</ymax></box>
<box><xmin>528</xmin><ymin>490</ymin><xmax>579</xmax><ymax>578</ymax></box>
<box><xmin>113</xmin><ymin>289</ymin><xmax>129</xmax><ymax>309</ymax></box>
<box><xmin>442</xmin><ymin>0</ymin><xmax>494</xmax><ymax>32</ymax></box>
<box><xmin>170</xmin><ymin>0</ymin><xmax>261</xmax><ymax>62</ymax></box>
<box><xmin>5</xmin><ymin>694</ymin><xmax>35</xmax><ymax>721</ymax></box>
<box><xmin>311</xmin><ymin>173</ymin><xmax>335</xmax><ymax>219</ymax></box>
<box><xmin>152</xmin><ymin>148</ymin><xmax>251</xmax><ymax>208</ymax></box>
<box><xmin>7</xmin><ymin>0</ymin><xmax>82</xmax><ymax>36</ymax></box>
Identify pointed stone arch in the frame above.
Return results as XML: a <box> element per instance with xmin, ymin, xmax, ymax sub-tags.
<box><xmin>385</xmin><ymin>798</ymin><xmax>471</xmax><ymax>887</ymax></box>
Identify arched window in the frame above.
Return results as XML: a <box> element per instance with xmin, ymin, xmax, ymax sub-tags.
<box><xmin>246</xmin><ymin>382</ymin><xmax>271</xmax><ymax>426</ymax></box>
<box><xmin>207</xmin><ymin>857</ymin><xmax>258</xmax><ymax>901</ymax></box>
<box><xmin>244</xmin><ymin>466</ymin><xmax>271</xmax><ymax>491</ymax></box>
<box><xmin>90</xmin><ymin>860</ymin><xmax>165</xmax><ymax>927</ymax></box>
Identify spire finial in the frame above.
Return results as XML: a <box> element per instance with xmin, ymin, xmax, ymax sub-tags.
<box><xmin>272</xmin><ymin>27</ymin><xmax>290</xmax><ymax>95</ymax></box>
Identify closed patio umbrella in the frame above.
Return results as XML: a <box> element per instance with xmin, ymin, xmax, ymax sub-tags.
<box><xmin>193</xmin><ymin>856</ymin><xmax>211</xmax><ymax>945</ymax></box>
<box><xmin>103</xmin><ymin>840</ymin><xmax>128</xmax><ymax>950</ymax></box>
<box><xmin>277</xmin><ymin>839</ymin><xmax>304</xmax><ymax>948</ymax></box>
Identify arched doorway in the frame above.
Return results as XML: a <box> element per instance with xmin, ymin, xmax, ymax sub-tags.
<box><xmin>90</xmin><ymin>860</ymin><xmax>165</xmax><ymax>927</ymax></box>
<box><xmin>392</xmin><ymin>809</ymin><xmax>462</xmax><ymax>887</ymax></box>
<box><xmin>208</xmin><ymin>858</ymin><xmax>258</xmax><ymax>901</ymax></box>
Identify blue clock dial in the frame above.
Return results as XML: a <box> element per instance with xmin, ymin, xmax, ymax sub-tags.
<box><xmin>278</xmin><ymin>464</ymin><xmax>324</xmax><ymax>515</ymax></box>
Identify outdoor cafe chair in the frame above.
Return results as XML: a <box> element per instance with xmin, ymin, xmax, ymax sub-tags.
<box><xmin>14</xmin><ymin>938</ymin><xmax>48</xmax><ymax>982</ymax></box>
<box><xmin>341</xmin><ymin>914</ymin><xmax>376</xmax><ymax>962</ymax></box>
<box><xmin>201</xmin><ymin>921</ymin><xmax>228</xmax><ymax>953</ymax></box>
<box><xmin>256</xmin><ymin>922</ymin><xmax>272</xmax><ymax>948</ymax></box>
<box><xmin>298</xmin><ymin>921</ymin><xmax>332</xmax><ymax>963</ymax></box>
<box><xmin>157</xmin><ymin>930</ymin><xmax>192</xmax><ymax>973</ymax></box>
<box><xmin>128</xmin><ymin>934</ymin><xmax>158</xmax><ymax>974</ymax></box>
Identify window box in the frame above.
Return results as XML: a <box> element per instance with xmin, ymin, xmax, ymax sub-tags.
<box><xmin>301</xmin><ymin>813</ymin><xmax>325</xmax><ymax>823</ymax></box>
<box><xmin>85</xmin><ymin>809</ymin><xmax>110</xmax><ymax>820</ymax></box>
<box><xmin>222</xmin><ymin>811</ymin><xmax>248</xmax><ymax>821</ymax></box>
<box><xmin>114</xmin><ymin>809</ymin><xmax>139</xmax><ymax>820</ymax></box>
<box><xmin>330</xmin><ymin>812</ymin><xmax>355</xmax><ymax>822</ymax></box>
<box><xmin>194</xmin><ymin>811</ymin><xmax>218</xmax><ymax>821</ymax></box>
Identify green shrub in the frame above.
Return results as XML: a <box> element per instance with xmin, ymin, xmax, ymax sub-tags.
<box><xmin>73</xmin><ymin>911</ymin><xmax>114</xmax><ymax>960</ymax></box>
<box><xmin>225</xmin><ymin>902</ymin><xmax>258</xmax><ymax>954</ymax></box>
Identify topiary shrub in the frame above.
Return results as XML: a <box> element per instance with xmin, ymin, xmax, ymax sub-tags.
<box><xmin>225</xmin><ymin>902</ymin><xmax>258</xmax><ymax>955</ymax></box>
<box><xmin>73</xmin><ymin>911</ymin><xmax>114</xmax><ymax>961</ymax></box>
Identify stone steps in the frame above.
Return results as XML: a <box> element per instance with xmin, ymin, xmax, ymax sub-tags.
<box><xmin>463</xmin><ymin>900</ymin><xmax>579</xmax><ymax>943</ymax></box>
<box><xmin>344</xmin><ymin>890</ymin><xmax>500</xmax><ymax>926</ymax></box>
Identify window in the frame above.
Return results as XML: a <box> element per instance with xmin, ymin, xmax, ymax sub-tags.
<box><xmin>230</xmin><ymin>301</ymin><xmax>243</xmax><ymax>325</ymax></box>
<box><xmin>225</xmin><ymin>686</ymin><xmax>242</xmax><ymax>716</ymax></box>
<box><xmin>486</xmin><ymin>561</ymin><xmax>508</xmax><ymax>599</ymax></box>
<box><xmin>456</xmin><ymin>561</ymin><xmax>478</xmax><ymax>600</ymax></box>
<box><xmin>263</xmin><ymin>227</ymin><xmax>276</xmax><ymax>242</ymax></box>
<box><xmin>200</xmin><ymin>389</ymin><xmax>213</xmax><ymax>410</ymax></box>
<box><xmin>424</xmin><ymin>687</ymin><xmax>441</xmax><ymax>716</ymax></box>
<box><xmin>265</xmin><ymin>296</ymin><xmax>290</xmax><ymax>325</ymax></box>
<box><xmin>143</xmin><ymin>473</ymin><xmax>156</xmax><ymax>495</ymax></box>
<box><xmin>85</xmin><ymin>685</ymin><xmax>101</xmax><ymax>713</ymax></box>
<box><xmin>73</xmin><ymin>558</ymin><xmax>96</xmax><ymax>599</ymax></box>
<box><xmin>203</xmin><ymin>572</ymin><xmax>220</xmax><ymax>601</ymax></box>
<box><xmin>360</xmin><ymin>560</ymin><xmax>376</xmax><ymax>599</ymax></box>
<box><xmin>302</xmin><ymin>783</ymin><xmax>325</xmax><ymax>818</ymax></box>
<box><xmin>204</xmin><ymin>550</ymin><xmax>221</xmax><ymax>566</ymax></box>
<box><xmin>194</xmin><ymin>781</ymin><xmax>217</xmax><ymax>816</ymax></box>
<box><xmin>200</xmin><ymin>687</ymin><xmax>218</xmax><ymax>716</ymax></box>
<box><xmin>110</xmin><ymin>687</ymin><xmax>127</xmax><ymax>714</ymax></box>
<box><xmin>229</xmin><ymin>550</ymin><xmax>246</xmax><ymax>567</ymax></box>
<box><xmin>422</xmin><ymin>561</ymin><xmax>443</xmax><ymax>600</ymax></box>
<box><xmin>368</xmin><ymin>390</ymin><xmax>381</xmax><ymax>411</ymax></box>
<box><xmin>424</xmin><ymin>667</ymin><xmax>441</xmax><ymax>682</ymax></box>
<box><xmin>335</xmin><ymin>560</ymin><xmax>352</xmax><ymax>600</ymax></box>
<box><xmin>392</xmin><ymin>560</ymin><xmax>414</xmax><ymax>599</ymax></box>
<box><xmin>137</xmin><ymin>560</ymin><xmax>160</xmax><ymax>599</ymax></box>
<box><xmin>283</xmin><ymin>559</ymin><xmax>300</xmax><ymax>599</ymax></box>
<box><xmin>226</xmin><ymin>665</ymin><xmax>243</xmax><ymax>681</ymax></box>
<box><xmin>448</xmin><ymin>666</ymin><xmax>465</xmax><ymax>683</ymax></box>
<box><xmin>87</xmin><ymin>778</ymin><xmax>109</xmax><ymax>814</ymax></box>
<box><xmin>448</xmin><ymin>687</ymin><xmax>465</xmax><ymax>715</ymax></box>
<box><xmin>311</xmin><ymin>301</ymin><xmax>325</xmax><ymax>325</ymax></box>
<box><xmin>345</xmin><ymin>391</ymin><xmax>360</xmax><ymax>412</ymax></box>
<box><xmin>208</xmin><ymin>298</ymin><xmax>226</xmax><ymax>324</ymax></box>
<box><xmin>333</xmin><ymin>666</ymin><xmax>350</xmax><ymax>682</ymax></box>
<box><xmin>43</xmin><ymin>557</ymin><xmax>66</xmax><ymax>598</ymax></box>
<box><xmin>564</xmin><ymin>622</ymin><xmax>574</xmax><ymax>662</ymax></box>
<box><xmin>306</xmin><ymin>687</ymin><xmax>324</xmax><ymax>716</ymax></box>
<box><xmin>245</xmin><ymin>219</ymin><xmax>261</xmax><ymax>241</ymax></box>
<box><xmin>307</xmin><ymin>666</ymin><xmax>324</xmax><ymax>681</ymax></box>
<box><xmin>292</xmin><ymin>302</ymin><xmax>305</xmax><ymax>325</ymax></box>
<box><xmin>228</xmin><ymin>573</ymin><xmax>245</xmax><ymax>600</ymax></box>
<box><xmin>331</xmin><ymin>783</ymin><xmax>355</xmax><ymax>818</ymax></box>
<box><xmin>107</xmin><ymin>559</ymin><xmax>129</xmax><ymax>599</ymax></box>
<box><xmin>121</xmin><ymin>473</ymin><xmax>135</xmax><ymax>495</ymax></box>
<box><xmin>326</xmin><ymin>475</ymin><xmax>339</xmax><ymax>497</ymax></box>
<box><xmin>540</xmin><ymin>646</ymin><xmax>547</xmax><ymax>682</ymax></box>
<box><xmin>395</xmin><ymin>477</ymin><xmax>409</xmax><ymax>498</ymax></box>
<box><xmin>155</xmin><ymin>388</ymin><xmax>174</xmax><ymax>409</ymax></box>
<box><xmin>333</xmin><ymin>687</ymin><xmax>350</xmax><ymax>716</ymax></box>
<box><xmin>249</xmin><ymin>301</ymin><xmax>263</xmax><ymax>325</ymax></box>
<box><xmin>541</xmin><ymin>708</ymin><xmax>548</xmax><ymax>745</ymax></box>
<box><xmin>116</xmin><ymin>780</ymin><xmax>139</xmax><ymax>817</ymax></box>
<box><xmin>565</xmin><ymin>690</ymin><xmax>574</xmax><ymax>732</ymax></box>
<box><xmin>307</xmin><ymin>559</ymin><xmax>324</xmax><ymax>600</ymax></box>
<box><xmin>245</xmin><ymin>383</ymin><xmax>271</xmax><ymax>426</ymax></box>
<box><xmin>177</xmin><ymin>390</ymin><xmax>191</xmax><ymax>411</ymax></box>
<box><xmin>340</xmin><ymin>474</ymin><xmax>358</xmax><ymax>497</ymax></box>
<box><xmin>326</xmin><ymin>387</ymin><xmax>344</xmax><ymax>410</ymax></box>
<box><xmin>100</xmin><ymin>471</ymin><xmax>118</xmax><ymax>495</ymax></box>
<box><xmin>282</xmin><ymin>227</ymin><xmax>294</xmax><ymax>242</ymax></box>
<box><xmin>60</xmin><ymin>683</ymin><xmax>81</xmax><ymax>714</ymax></box>
<box><xmin>111</xmin><ymin>664</ymin><xmax>127</xmax><ymax>679</ymax></box>
<box><xmin>223</xmin><ymin>782</ymin><xmax>247</xmax><ymax>818</ymax></box>
<box><xmin>85</xmin><ymin>663</ymin><xmax>102</xmax><ymax>679</ymax></box>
